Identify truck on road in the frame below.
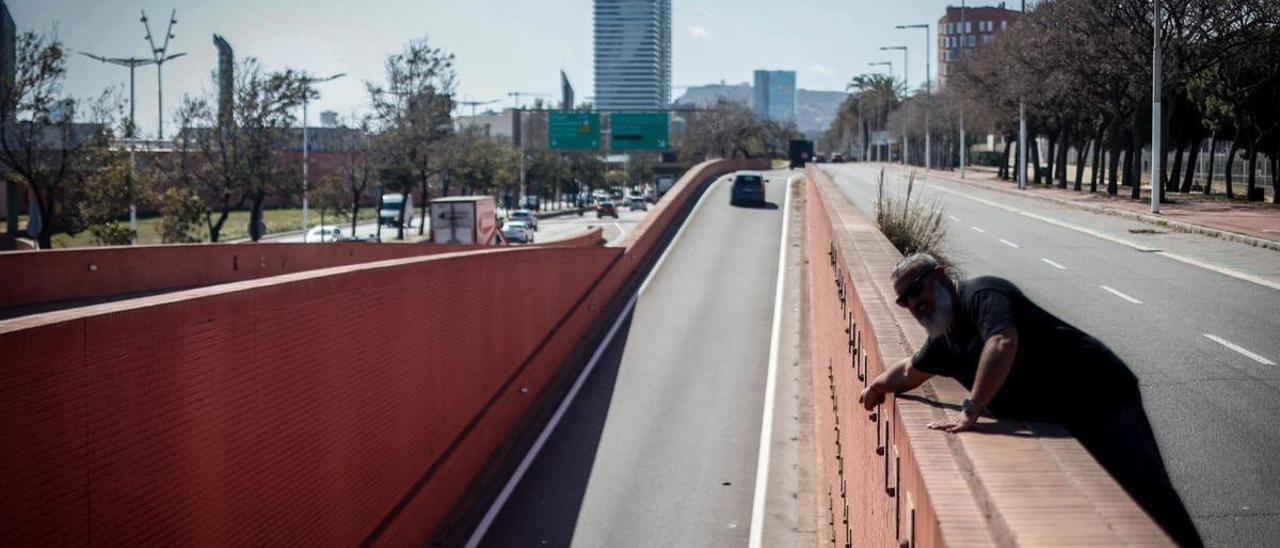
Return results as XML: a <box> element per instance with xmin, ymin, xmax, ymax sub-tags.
<box><xmin>428</xmin><ymin>196</ymin><xmax>502</xmax><ymax>245</ymax></box>
<box><xmin>655</xmin><ymin>175</ymin><xmax>676</xmax><ymax>198</ymax></box>
<box><xmin>789</xmin><ymin>139</ymin><xmax>814</xmax><ymax>169</ymax></box>
<box><xmin>379</xmin><ymin>193</ymin><xmax>414</xmax><ymax>228</ymax></box>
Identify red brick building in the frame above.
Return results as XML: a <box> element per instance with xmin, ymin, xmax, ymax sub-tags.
<box><xmin>937</xmin><ymin>3</ymin><xmax>1022</xmax><ymax>88</ymax></box>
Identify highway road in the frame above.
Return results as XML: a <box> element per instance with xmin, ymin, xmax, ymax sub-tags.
<box><xmin>823</xmin><ymin>163</ymin><xmax>1280</xmax><ymax>547</ymax></box>
<box><xmin>466</xmin><ymin>171</ymin><xmax>805</xmax><ymax>547</ymax></box>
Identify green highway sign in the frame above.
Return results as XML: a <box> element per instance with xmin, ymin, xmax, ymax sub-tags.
<box><xmin>610</xmin><ymin>112</ymin><xmax>669</xmax><ymax>151</ymax></box>
<box><xmin>549</xmin><ymin>112</ymin><xmax>601</xmax><ymax>151</ymax></box>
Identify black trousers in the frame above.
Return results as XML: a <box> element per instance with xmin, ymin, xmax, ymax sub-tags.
<box><xmin>1066</xmin><ymin>395</ymin><xmax>1204</xmax><ymax>548</ymax></box>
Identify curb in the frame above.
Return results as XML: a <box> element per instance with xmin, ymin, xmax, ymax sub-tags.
<box><xmin>876</xmin><ymin>164</ymin><xmax>1280</xmax><ymax>253</ymax></box>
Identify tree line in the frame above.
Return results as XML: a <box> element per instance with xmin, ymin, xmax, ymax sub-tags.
<box><xmin>0</xmin><ymin>32</ymin><xmax>659</xmax><ymax>248</ymax></box>
<box><xmin>825</xmin><ymin>0</ymin><xmax>1280</xmax><ymax>204</ymax></box>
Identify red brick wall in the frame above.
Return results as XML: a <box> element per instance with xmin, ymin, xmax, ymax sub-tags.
<box><xmin>0</xmin><ymin>247</ymin><xmax>620</xmax><ymax>546</ymax></box>
<box><xmin>0</xmin><ymin>158</ymin><xmax>769</xmax><ymax>547</ymax></box>
<box><xmin>0</xmin><ymin>242</ymin><xmax>487</xmax><ymax>311</ymax></box>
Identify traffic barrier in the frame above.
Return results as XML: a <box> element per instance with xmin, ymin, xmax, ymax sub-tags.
<box><xmin>529</xmin><ymin>226</ymin><xmax>606</xmax><ymax>248</ymax></box>
<box><xmin>0</xmin><ymin>242</ymin><xmax>484</xmax><ymax>312</ymax></box>
<box><xmin>803</xmin><ymin>166</ymin><xmax>1171</xmax><ymax>546</ymax></box>
<box><xmin>0</xmin><ymin>157</ymin><xmax>769</xmax><ymax>547</ymax></box>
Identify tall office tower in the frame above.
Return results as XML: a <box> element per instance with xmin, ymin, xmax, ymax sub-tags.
<box><xmin>594</xmin><ymin>0</ymin><xmax>671</xmax><ymax>111</ymax></box>
<box><xmin>753</xmin><ymin>70</ymin><xmax>797</xmax><ymax>123</ymax></box>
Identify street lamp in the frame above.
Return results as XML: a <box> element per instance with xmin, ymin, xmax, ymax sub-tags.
<box><xmin>880</xmin><ymin>46</ymin><xmax>908</xmax><ymax>166</ymax></box>
<box><xmin>299</xmin><ymin>72</ymin><xmax>347</xmax><ymax>241</ymax></box>
<box><xmin>140</xmin><ymin>9</ymin><xmax>186</xmax><ymax>140</ymax></box>
<box><xmin>897</xmin><ymin>24</ymin><xmax>931</xmax><ymax>170</ymax></box>
<box><xmin>1018</xmin><ymin>0</ymin><xmax>1027</xmax><ymax>190</ymax></box>
<box><xmin>959</xmin><ymin>0</ymin><xmax>967</xmax><ymax>178</ymax></box>
<box><xmin>78</xmin><ymin>51</ymin><xmax>156</xmax><ymax>244</ymax></box>
<box><xmin>1151</xmin><ymin>0</ymin><xmax>1163</xmax><ymax>213</ymax></box>
<box><xmin>868</xmin><ymin>62</ymin><xmax>894</xmax><ymax>162</ymax></box>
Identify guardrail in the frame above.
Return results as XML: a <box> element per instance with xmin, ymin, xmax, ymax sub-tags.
<box><xmin>803</xmin><ymin>166</ymin><xmax>1172</xmax><ymax>546</ymax></box>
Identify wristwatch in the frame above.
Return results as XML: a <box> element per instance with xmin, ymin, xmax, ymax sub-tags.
<box><xmin>961</xmin><ymin>398</ymin><xmax>978</xmax><ymax>417</ymax></box>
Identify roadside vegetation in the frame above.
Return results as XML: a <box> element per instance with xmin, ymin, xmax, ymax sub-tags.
<box><xmin>874</xmin><ymin>169</ymin><xmax>954</xmax><ymax>272</ymax></box>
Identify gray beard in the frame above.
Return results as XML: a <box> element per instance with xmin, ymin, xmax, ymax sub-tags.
<box><xmin>920</xmin><ymin>282</ymin><xmax>954</xmax><ymax>337</ymax></box>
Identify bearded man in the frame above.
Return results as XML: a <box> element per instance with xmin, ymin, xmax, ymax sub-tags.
<box><xmin>858</xmin><ymin>253</ymin><xmax>1202</xmax><ymax>548</ymax></box>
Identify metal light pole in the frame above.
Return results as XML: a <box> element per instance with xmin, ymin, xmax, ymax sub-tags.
<box><xmin>1018</xmin><ymin>0</ymin><xmax>1027</xmax><ymax>190</ymax></box>
<box><xmin>298</xmin><ymin>73</ymin><xmax>346</xmax><ymax>241</ymax></box>
<box><xmin>140</xmin><ymin>10</ymin><xmax>186</xmax><ymax>140</ymax></box>
<box><xmin>897</xmin><ymin>24</ymin><xmax>931</xmax><ymax>170</ymax></box>
<box><xmin>869</xmin><ymin>61</ymin><xmax>894</xmax><ymax>163</ymax></box>
<box><xmin>78</xmin><ymin>52</ymin><xmax>157</xmax><ymax>244</ymax></box>
<box><xmin>1151</xmin><ymin>0</ymin><xmax>1163</xmax><ymax>213</ymax></box>
<box><xmin>881</xmin><ymin>46</ymin><xmax>908</xmax><ymax>166</ymax></box>
<box><xmin>959</xmin><ymin>0</ymin><xmax>967</xmax><ymax>178</ymax></box>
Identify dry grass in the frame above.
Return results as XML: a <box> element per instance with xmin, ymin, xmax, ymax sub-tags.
<box><xmin>874</xmin><ymin>168</ymin><xmax>955</xmax><ymax>272</ymax></box>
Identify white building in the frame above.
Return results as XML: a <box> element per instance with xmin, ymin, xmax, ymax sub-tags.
<box><xmin>593</xmin><ymin>0</ymin><xmax>671</xmax><ymax>111</ymax></box>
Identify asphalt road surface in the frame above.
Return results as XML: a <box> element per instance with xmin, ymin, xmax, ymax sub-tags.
<box><xmin>823</xmin><ymin>163</ymin><xmax>1280</xmax><ymax>547</ymax></box>
<box><xmin>265</xmin><ymin>207</ymin><xmax>643</xmax><ymax>245</ymax></box>
<box><xmin>469</xmin><ymin>171</ymin><xmax>799</xmax><ymax>547</ymax></box>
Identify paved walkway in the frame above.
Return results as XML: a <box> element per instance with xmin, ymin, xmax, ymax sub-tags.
<box><xmin>872</xmin><ymin>163</ymin><xmax>1280</xmax><ymax>251</ymax></box>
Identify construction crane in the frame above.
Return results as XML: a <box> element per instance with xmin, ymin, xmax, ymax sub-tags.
<box><xmin>506</xmin><ymin>91</ymin><xmax>549</xmax><ymax>110</ymax></box>
<box><xmin>457</xmin><ymin>99</ymin><xmax>499</xmax><ymax>118</ymax></box>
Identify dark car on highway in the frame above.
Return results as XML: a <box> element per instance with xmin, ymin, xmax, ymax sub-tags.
<box><xmin>729</xmin><ymin>172</ymin><xmax>767</xmax><ymax>207</ymax></box>
<box><xmin>597</xmin><ymin>201</ymin><xmax>619</xmax><ymax>219</ymax></box>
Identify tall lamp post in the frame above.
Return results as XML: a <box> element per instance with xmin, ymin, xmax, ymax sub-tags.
<box><xmin>880</xmin><ymin>46</ymin><xmax>908</xmax><ymax>166</ymax></box>
<box><xmin>959</xmin><ymin>0</ymin><xmax>967</xmax><ymax>178</ymax></box>
<box><xmin>78</xmin><ymin>51</ymin><xmax>156</xmax><ymax>244</ymax></box>
<box><xmin>299</xmin><ymin>73</ymin><xmax>346</xmax><ymax>241</ymax></box>
<box><xmin>139</xmin><ymin>9</ymin><xmax>186</xmax><ymax>140</ymax></box>
<box><xmin>1018</xmin><ymin>0</ymin><xmax>1027</xmax><ymax>190</ymax></box>
<box><xmin>897</xmin><ymin>23</ymin><xmax>931</xmax><ymax>170</ymax></box>
<box><xmin>1151</xmin><ymin>0</ymin><xmax>1163</xmax><ymax>213</ymax></box>
<box><xmin>868</xmin><ymin>61</ymin><xmax>894</xmax><ymax>163</ymax></box>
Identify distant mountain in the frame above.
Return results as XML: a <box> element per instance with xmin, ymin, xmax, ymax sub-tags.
<box><xmin>673</xmin><ymin>83</ymin><xmax>847</xmax><ymax>134</ymax></box>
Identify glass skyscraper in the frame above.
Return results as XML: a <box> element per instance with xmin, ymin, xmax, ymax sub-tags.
<box><xmin>593</xmin><ymin>0</ymin><xmax>671</xmax><ymax>111</ymax></box>
<box><xmin>753</xmin><ymin>70</ymin><xmax>796</xmax><ymax>123</ymax></box>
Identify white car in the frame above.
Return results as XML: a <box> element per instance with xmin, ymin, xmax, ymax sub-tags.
<box><xmin>305</xmin><ymin>225</ymin><xmax>344</xmax><ymax>242</ymax></box>
<box><xmin>503</xmin><ymin>221</ymin><xmax>534</xmax><ymax>244</ymax></box>
<box><xmin>509</xmin><ymin>209</ymin><xmax>538</xmax><ymax>231</ymax></box>
<box><xmin>628</xmin><ymin>197</ymin><xmax>648</xmax><ymax>211</ymax></box>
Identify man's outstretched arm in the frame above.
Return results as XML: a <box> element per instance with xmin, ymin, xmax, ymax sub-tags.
<box><xmin>930</xmin><ymin>327</ymin><xmax>1019</xmax><ymax>432</ymax></box>
<box><xmin>859</xmin><ymin>357</ymin><xmax>934</xmax><ymax>411</ymax></box>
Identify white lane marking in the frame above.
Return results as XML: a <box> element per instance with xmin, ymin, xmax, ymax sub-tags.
<box><xmin>1041</xmin><ymin>258</ymin><xmax>1067</xmax><ymax>270</ymax></box>
<box><xmin>971</xmin><ymin>226</ymin><xmax>987</xmax><ymax>233</ymax></box>
<box><xmin>748</xmin><ymin>174</ymin><xmax>797</xmax><ymax>548</ymax></box>
<box><xmin>1100</xmin><ymin>285</ymin><xmax>1143</xmax><ymax>304</ymax></box>
<box><xmin>606</xmin><ymin>221</ymin><xmax>628</xmax><ymax>246</ymax></box>
<box><xmin>1203</xmin><ymin>334</ymin><xmax>1277</xmax><ymax>366</ymax></box>
<box><xmin>911</xmin><ymin>180</ymin><xmax>1280</xmax><ymax>292</ymax></box>
<box><xmin>464</xmin><ymin>176</ymin><xmax>728</xmax><ymax>548</ymax></box>
<box><xmin>999</xmin><ymin>239</ymin><xmax>1020</xmax><ymax>248</ymax></box>
<box><xmin>948</xmin><ymin>215</ymin><xmax>960</xmax><ymax>222</ymax></box>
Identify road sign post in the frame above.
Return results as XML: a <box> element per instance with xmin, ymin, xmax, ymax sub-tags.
<box><xmin>549</xmin><ymin>112</ymin><xmax>601</xmax><ymax>151</ymax></box>
<box><xmin>610</xmin><ymin>112</ymin><xmax>669</xmax><ymax>151</ymax></box>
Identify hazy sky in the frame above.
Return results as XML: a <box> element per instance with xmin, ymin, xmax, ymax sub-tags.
<box><xmin>11</xmin><ymin>0</ymin><xmax>968</xmax><ymax>138</ymax></box>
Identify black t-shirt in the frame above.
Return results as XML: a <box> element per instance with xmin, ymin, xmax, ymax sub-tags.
<box><xmin>911</xmin><ymin>276</ymin><xmax>1138</xmax><ymax>423</ymax></box>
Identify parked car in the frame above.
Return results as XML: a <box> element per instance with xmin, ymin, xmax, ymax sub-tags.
<box><xmin>628</xmin><ymin>197</ymin><xmax>648</xmax><ymax>211</ymax></box>
<box><xmin>305</xmin><ymin>225</ymin><xmax>344</xmax><ymax>242</ymax></box>
<box><xmin>730</xmin><ymin>172</ymin><xmax>767</xmax><ymax>206</ymax></box>
<box><xmin>814</xmin><ymin>153</ymin><xmax>827</xmax><ymax>163</ymax></box>
<box><xmin>503</xmin><ymin>221</ymin><xmax>534</xmax><ymax>243</ymax></box>
<box><xmin>597</xmin><ymin>201</ymin><xmax>619</xmax><ymax>219</ymax></box>
<box><xmin>509</xmin><ymin>209</ymin><xmax>538</xmax><ymax>231</ymax></box>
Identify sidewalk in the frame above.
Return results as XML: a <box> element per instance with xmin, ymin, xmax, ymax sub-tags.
<box><xmin>875</xmin><ymin>163</ymin><xmax>1280</xmax><ymax>252</ymax></box>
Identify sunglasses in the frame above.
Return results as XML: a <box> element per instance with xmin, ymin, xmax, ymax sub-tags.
<box><xmin>895</xmin><ymin>265</ymin><xmax>938</xmax><ymax>308</ymax></box>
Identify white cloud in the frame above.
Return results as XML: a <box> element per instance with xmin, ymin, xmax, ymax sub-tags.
<box><xmin>689</xmin><ymin>26</ymin><xmax>713</xmax><ymax>41</ymax></box>
<box><xmin>810</xmin><ymin>63</ymin><xmax>837</xmax><ymax>77</ymax></box>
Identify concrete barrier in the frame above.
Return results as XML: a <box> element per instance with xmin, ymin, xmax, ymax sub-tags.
<box><xmin>0</xmin><ymin>157</ymin><xmax>769</xmax><ymax>547</ymax></box>
<box><xmin>803</xmin><ymin>166</ymin><xmax>1172</xmax><ymax>546</ymax></box>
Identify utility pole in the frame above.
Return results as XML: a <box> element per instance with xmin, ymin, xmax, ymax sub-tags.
<box><xmin>1151</xmin><ymin>0</ymin><xmax>1163</xmax><ymax>213</ymax></box>
<box><xmin>896</xmin><ymin>24</ymin><xmax>931</xmax><ymax>170</ymax></box>
<box><xmin>880</xmin><ymin>46</ymin><xmax>908</xmax><ymax>166</ymax></box>
<box><xmin>959</xmin><ymin>0</ymin><xmax>967</xmax><ymax>178</ymax></box>
<box><xmin>298</xmin><ymin>73</ymin><xmax>346</xmax><ymax>241</ymax></box>
<box><xmin>140</xmin><ymin>9</ymin><xmax>186</xmax><ymax>140</ymax></box>
<box><xmin>1018</xmin><ymin>0</ymin><xmax>1027</xmax><ymax>190</ymax></box>
<box><xmin>869</xmin><ymin>61</ymin><xmax>893</xmax><ymax>163</ymax></box>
